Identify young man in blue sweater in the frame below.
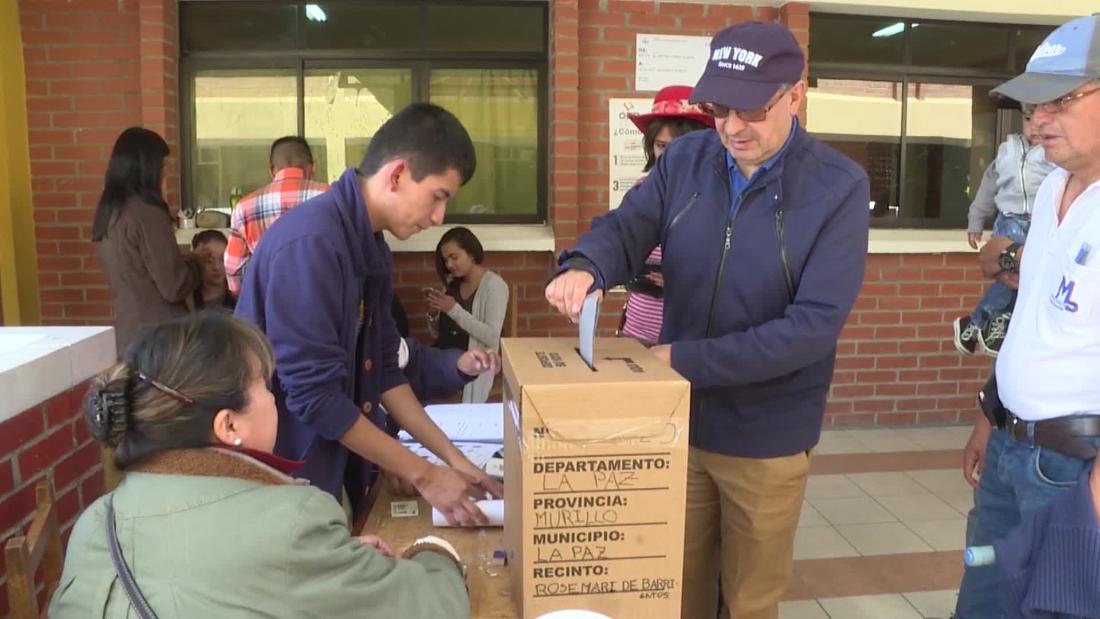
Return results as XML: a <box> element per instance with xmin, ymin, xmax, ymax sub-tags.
<box><xmin>236</xmin><ymin>103</ymin><xmax>501</xmax><ymax>525</ymax></box>
<box><xmin>546</xmin><ymin>22</ymin><xmax>870</xmax><ymax>619</ymax></box>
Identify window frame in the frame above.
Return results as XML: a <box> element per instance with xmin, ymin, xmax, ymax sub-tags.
<box><xmin>808</xmin><ymin>14</ymin><xmax>1051</xmax><ymax>229</ymax></box>
<box><xmin>178</xmin><ymin>0</ymin><xmax>550</xmax><ymax>225</ymax></box>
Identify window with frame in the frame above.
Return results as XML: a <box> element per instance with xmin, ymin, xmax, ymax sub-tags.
<box><xmin>807</xmin><ymin>14</ymin><xmax>1053</xmax><ymax>228</ymax></box>
<box><xmin>180</xmin><ymin>1</ymin><xmax>548</xmax><ymax>224</ymax></box>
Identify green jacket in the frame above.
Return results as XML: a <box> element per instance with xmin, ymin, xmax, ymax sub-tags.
<box><xmin>49</xmin><ymin>448</ymin><xmax>469</xmax><ymax>618</ymax></box>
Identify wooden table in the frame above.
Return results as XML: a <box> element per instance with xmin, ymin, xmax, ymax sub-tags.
<box><xmin>357</xmin><ymin>484</ymin><xmax>519</xmax><ymax>618</ymax></box>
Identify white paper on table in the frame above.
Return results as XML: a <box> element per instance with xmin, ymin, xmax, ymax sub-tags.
<box><xmin>406</xmin><ymin>442</ymin><xmax>500</xmax><ymax>470</ymax></box>
<box><xmin>432</xmin><ymin>499</ymin><xmax>504</xmax><ymax>527</ymax></box>
<box><xmin>398</xmin><ymin>403</ymin><xmax>503</xmax><ymax>444</ymax></box>
<box><xmin>578</xmin><ymin>292</ymin><xmax>601</xmax><ymax>369</ymax></box>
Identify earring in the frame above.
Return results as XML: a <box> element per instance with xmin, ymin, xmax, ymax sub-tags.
<box><xmin>233</xmin><ymin>437</ymin><xmax>242</xmax><ymax>447</ymax></box>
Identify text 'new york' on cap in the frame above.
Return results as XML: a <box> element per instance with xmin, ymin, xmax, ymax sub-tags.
<box><xmin>689</xmin><ymin>21</ymin><xmax>805</xmax><ymax>111</ymax></box>
<box><xmin>992</xmin><ymin>13</ymin><xmax>1100</xmax><ymax>104</ymax></box>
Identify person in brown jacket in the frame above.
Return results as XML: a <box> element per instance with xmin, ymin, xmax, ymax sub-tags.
<box><xmin>92</xmin><ymin>127</ymin><xmax>201</xmax><ymax>356</ymax></box>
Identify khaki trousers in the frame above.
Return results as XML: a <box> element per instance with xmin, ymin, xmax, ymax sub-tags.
<box><xmin>681</xmin><ymin>447</ymin><xmax>809</xmax><ymax>619</ymax></box>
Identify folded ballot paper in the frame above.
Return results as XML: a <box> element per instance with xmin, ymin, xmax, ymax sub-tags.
<box><xmin>431</xmin><ymin>499</ymin><xmax>505</xmax><ymax>527</ymax></box>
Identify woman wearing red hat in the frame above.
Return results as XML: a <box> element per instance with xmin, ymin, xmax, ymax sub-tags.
<box><xmin>619</xmin><ymin>85</ymin><xmax>714</xmax><ymax>345</ymax></box>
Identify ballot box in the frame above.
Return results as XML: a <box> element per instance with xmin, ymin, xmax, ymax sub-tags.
<box><xmin>501</xmin><ymin>337</ymin><xmax>690</xmax><ymax>619</ymax></box>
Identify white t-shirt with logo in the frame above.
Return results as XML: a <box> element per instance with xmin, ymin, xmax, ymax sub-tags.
<box><xmin>997</xmin><ymin>167</ymin><xmax>1100</xmax><ymax>421</ymax></box>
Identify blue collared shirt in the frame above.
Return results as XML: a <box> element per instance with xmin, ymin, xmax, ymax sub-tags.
<box><xmin>726</xmin><ymin>117</ymin><xmax>799</xmax><ymax>218</ymax></box>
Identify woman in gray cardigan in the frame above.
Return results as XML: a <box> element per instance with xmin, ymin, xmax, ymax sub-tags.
<box><xmin>427</xmin><ymin>227</ymin><xmax>508</xmax><ymax>403</ymax></box>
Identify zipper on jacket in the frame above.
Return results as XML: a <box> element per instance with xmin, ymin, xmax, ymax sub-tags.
<box><xmin>667</xmin><ymin>192</ymin><xmax>701</xmax><ymax>232</ymax></box>
<box><xmin>704</xmin><ymin>186</ymin><xmax>759</xmax><ymax>337</ymax></box>
<box><xmin>775</xmin><ymin>209</ymin><xmax>795</xmax><ymax>303</ymax></box>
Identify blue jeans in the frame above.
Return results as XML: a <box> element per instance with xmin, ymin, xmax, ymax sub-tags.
<box><xmin>954</xmin><ymin>429</ymin><xmax>1098</xmax><ymax>618</ymax></box>
<box><xmin>971</xmin><ymin>213</ymin><xmax>1031</xmax><ymax>327</ymax></box>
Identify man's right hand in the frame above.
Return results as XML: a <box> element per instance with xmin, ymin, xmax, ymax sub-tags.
<box><xmin>545</xmin><ymin>269</ymin><xmax>599</xmax><ymax>323</ymax></box>
<box><xmin>967</xmin><ymin>232</ymin><xmax>983</xmax><ymax>250</ymax></box>
<box><xmin>413</xmin><ymin>464</ymin><xmax>490</xmax><ymax>527</ymax></box>
<box><xmin>963</xmin><ymin>414</ymin><xmax>993</xmax><ymax>489</ymax></box>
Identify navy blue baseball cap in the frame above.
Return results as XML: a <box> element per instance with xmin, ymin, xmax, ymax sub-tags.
<box><xmin>689</xmin><ymin>21</ymin><xmax>805</xmax><ymax>110</ymax></box>
<box><xmin>992</xmin><ymin>14</ymin><xmax>1100</xmax><ymax>104</ymax></box>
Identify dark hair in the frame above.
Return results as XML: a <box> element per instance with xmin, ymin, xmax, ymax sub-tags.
<box><xmin>190</xmin><ymin>229</ymin><xmax>228</xmax><ymax>249</ymax></box>
<box><xmin>358</xmin><ymin>103</ymin><xmax>476</xmax><ymax>185</ymax></box>
<box><xmin>92</xmin><ymin>127</ymin><xmax>170</xmax><ymax>241</ymax></box>
<box><xmin>641</xmin><ymin>117</ymin><xmax>712</xmax><ymax>172</ymax></box>
<box><xmin>434</xmin><ymin>226</ymin><xmax>485</xmax><ymax>283</ymax></box>
<box><xmin>84</xmin><ymin>312</ymin><xmax>274</xmax><ymax>469</ymax></box>
<box><xmin>269</xmin><ymin>136</ymin><xmax>314</xmax><ymax>169</ymax></box>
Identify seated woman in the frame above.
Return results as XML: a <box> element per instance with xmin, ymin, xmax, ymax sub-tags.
<box><xmin>426</xmin><ymin>227</ymin><xmax>508</xmax><ymax>404</ymax></box>
<box><xmin>189</xmin><ymin>229</ymin><xmax>235</xmax><ymax>311</ymax></box>
<box><xmin>50</xmin><ymin>312</ymin><xmax>469</xmax><ymax>618</ymax></box>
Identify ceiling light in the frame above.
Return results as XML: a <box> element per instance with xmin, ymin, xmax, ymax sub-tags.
<box><xmin>305</xmin><ymin>4</ymin><xmax>327</xmax><ymax>22</ymax></box>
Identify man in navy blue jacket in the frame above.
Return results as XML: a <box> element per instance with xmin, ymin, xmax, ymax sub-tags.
<box><xmin>236</xmin><ymin>103</ymin><xmax>501</xmax><ymax>525</ymax></box>
<box><xmin>547</xmin><ymin>22</ymin><xmax>869</xmax><ymax>619</ymax></box>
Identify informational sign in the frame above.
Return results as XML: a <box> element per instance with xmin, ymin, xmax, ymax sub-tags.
<box><xmin>608</xmin><ymin>97</ymin><xmax>651</xmax><ymax>210</ymax></box>
<box><xmin>635</xmin><ymin>34</ymin><xmax>712</xmax><ymax>92</ymax></box>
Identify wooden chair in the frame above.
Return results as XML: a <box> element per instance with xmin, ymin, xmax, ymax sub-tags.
<box><xmin>4</xmin><ymin>481</ymin><xmax>63</xmax><ymax>619</ymax></box>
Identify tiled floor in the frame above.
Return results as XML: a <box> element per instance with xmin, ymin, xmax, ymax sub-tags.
<box><xmin>780</xmin><ymin>426</ymin><xmax>974</xmax><ymax>618</ymax></box>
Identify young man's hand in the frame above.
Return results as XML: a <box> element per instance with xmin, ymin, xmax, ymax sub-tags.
<box><xmin>413</xmin><ymin>464</ymin><xmax>490</xmax><ymax>527</ymax></box>
<box><xmin>451</xmin><ymin>457</ymin><xmax>504</xmax><ymax>499</ymax></box>
<box><xmin>457</xmin><ymin>349</ymin><xmax>500</xmax><ymax>377</ymax></box>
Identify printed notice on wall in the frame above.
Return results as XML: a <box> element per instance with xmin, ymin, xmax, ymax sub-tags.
<box><xmin>635</xmin><ymin>34</ymin><xmax>712</xmax><ymax>92</ymax></box>
<box><xmin>529</xmin><ymin>452</ymin><xmax>679</xmax><ymax>602</ymax></box>
<box><xmin>608</xmin><ymin>98</ymin><xmax>651</xmax><ymax>210</ymax></box>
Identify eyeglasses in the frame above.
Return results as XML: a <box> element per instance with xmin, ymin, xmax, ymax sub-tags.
<box><xmin>137</xmin><ymin>371</ymin><xmax>195</xmax><ymax>406</ymax></box>
<box><xmin>699</xmin><ymin>88</ymin><xmax>790</xmax><ymax>123</ymax></box>
<box><xmin>1020</xmin><ymin>87</ymin><xmax>1100</xmax><ymax>116</ymax></box>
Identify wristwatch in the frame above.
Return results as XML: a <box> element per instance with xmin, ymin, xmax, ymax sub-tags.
<box><xmin>998</xmin><ymin>242</ymin><xmax>1022</xmax><ymax>273</ymax></box>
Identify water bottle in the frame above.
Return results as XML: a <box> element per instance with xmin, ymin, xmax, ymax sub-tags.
<box><xmin>964</xmin><ymin>545</ymin><xmax>996</xmax><ymax>566</ymax></box>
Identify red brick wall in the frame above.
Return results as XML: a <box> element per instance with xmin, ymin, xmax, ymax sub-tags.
<box><xmin>0</xmin><ymin>381</ymin><xmax>104</xmax><ymax>617</ymax></box>
<box><xmin>20</xmin><ymin>0</ymin><xmax>178</xmax><ymax>327</ymax></box>
<box><xmin>828</xmin><ymin>254</ymin><xmax>990</xmax><ymax>427</ymax></box>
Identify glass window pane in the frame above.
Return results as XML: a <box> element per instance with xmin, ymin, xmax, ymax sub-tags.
<box><xmin>903</xmin><ymin>83</ymin><xmax>997</xmax><ymax>224</ymax></box>
<box><xmin>1012</xmin><ymin>27</ymin><xmax>1055</xmax><ymax>72</ymax></box>
<box><xmin>429</xmin><ymin>69</ymin><xmax>540</xmax><ymax>218</ymax></box>
<box><xmin>192</xmin><ymin>70</ymin><xmax>298</xmax><ymax>213</ymax></box>
<box><xmin>181</xmin><ymin>3</ymin><xmax>298</xmax><ymax>53</ymax></box>
<box><xmin>304</xmin><ymin>68</ymin><xmax>415</xmax><ymax>183</ymax></box>
<box><xmin>908</xmin><ymin>22</ymin><xmax>1010</xmax><ymax>71</ymax></box>
<box><xmin>809</xmin><ymin>15</ymin><xmax>904</xmax><ymax>65</ymax></box>
<box><xmin>303</xmin><ymin>5</ymin><xmax>421</xmax><ymax>50</ymax></box>
<box><xmin>807</xmin><ymin>78</ymin><xmax>901</xmax><ymax>219</ymax></box>
<box><xmin>427</xmin><ymin>5</ymin><xmax>544</xmax><ymax>52</ymax></box>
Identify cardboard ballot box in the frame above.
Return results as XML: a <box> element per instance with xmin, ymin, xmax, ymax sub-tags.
<box><xmin>501</xmin><ymin>337</ymin><xmax>691</xmax><ymax>619</ymax></box>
